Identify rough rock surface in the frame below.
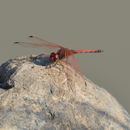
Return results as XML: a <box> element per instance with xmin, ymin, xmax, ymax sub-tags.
<box><xmin>0</xmin><ymin>54</ymin><xmax>130</xmax><ymax>130</ymax></box>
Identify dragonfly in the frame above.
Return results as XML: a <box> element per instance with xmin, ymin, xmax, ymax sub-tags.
<box><xmin>14</xmin><ymin>35</ymin><xmax>103</xmax><ymax>75</ymax></box>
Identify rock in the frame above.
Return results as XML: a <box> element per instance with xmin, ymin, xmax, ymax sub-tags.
<box><xmin>0</xmin><ymin>54</ymin><xmax>130</xmax><ymax>130</ymax></box>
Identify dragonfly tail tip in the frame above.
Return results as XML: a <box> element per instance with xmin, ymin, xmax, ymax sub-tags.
<box><xmin>98</xmin><ymin>49</ymin><xmax>103</xmax><ymax>53</ymax></box>
<box><xmin>101</xmin><ymin>50</ymin><xmax>104</xmax><ymax>52</ymax></box>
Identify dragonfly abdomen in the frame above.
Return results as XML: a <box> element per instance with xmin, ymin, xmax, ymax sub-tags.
<box><xmin>75</xmin><ymin>50</ymin><xmax>103</xmax><ymax>54</ymax></box>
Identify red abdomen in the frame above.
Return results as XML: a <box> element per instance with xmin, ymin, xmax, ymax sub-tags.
<box><xmin>73</xmin><ymin>49</ymin><xmax>103</xmax><ymax>54</ymax></box>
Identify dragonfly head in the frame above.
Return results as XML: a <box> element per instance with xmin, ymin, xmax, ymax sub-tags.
<box><xmin>50</xmin><ymin>52</ymin><xmax>59</xmax><ymax>62</ymax></box>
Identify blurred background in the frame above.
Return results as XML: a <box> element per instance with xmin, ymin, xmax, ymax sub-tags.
<box><xmin>0</xmin><ymin>0</ymin><xmax>130</xmax><ymax>113</ymax></box>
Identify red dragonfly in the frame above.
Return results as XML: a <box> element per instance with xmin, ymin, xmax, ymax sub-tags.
<box><xmin>14</xmin><ymin>35</ymin><xmax>103</xmax><ymax>74</ymax></box>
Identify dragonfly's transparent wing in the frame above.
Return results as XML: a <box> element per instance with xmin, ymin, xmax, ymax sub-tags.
<box><xmin>64</xmin><ymin>51</ymin><xmax>73</xmax><ymax>90</ymax></box>
<box><xmin>14</xmin><ymin>36</ymin><xmax>65</xmax><ymax>54</ymax></box>
<box><xmin>14</xmin><ymin>41</ymin><xmax>63</xmax><ymax>49</ymax></box>
<box><xmin>63</xmin><ymin>50</ymin><xmax>80</xmax><ymax>74</ymax></box>
<box><xmin>71</xmin><ymin>53</ymin><xmax>80</xmax><ymax>73</ymax></box>
<box><xmin>28</xmin><ymin>35</ymin><xmax>51</xmax><ymax>43</ymax></box>
<box><xmin>14</xmin><ymin>42</ymin><xmax>63</xmax><ymax>48</ymax></box>
<box><xmin>14</xmin><ymin>35</ymin><xmax>64</xmax><ymax>49</ymax></box>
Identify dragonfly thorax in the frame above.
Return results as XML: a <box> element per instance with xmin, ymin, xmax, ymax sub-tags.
<box><xmin>50</xmin><ymin>48</ymin><xmax>67</xmax><ymax>62</ymax></box>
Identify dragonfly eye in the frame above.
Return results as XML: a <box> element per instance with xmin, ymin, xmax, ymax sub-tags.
<box><xmin>55</xmin><ymin>54</ymin><xmax>59</xmax><ymax>59</ymax></box>
<box><xmin>50</xmin><ymin>52</ymin><xmax>59</xmax><ymax>62</ymax></box>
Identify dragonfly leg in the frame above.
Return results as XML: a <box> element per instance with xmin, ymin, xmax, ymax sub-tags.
<box><xmin>56</xmin><ymin>60</ymin><xmax>65</xmax><ymax>65</ymax></box>
<box><xmin>56</xmin><ymin>60</ymin><xmax>65</xmax><ymax>71</ymax></box>
<box><xmin>45</xmin><ymin>62</ymin><xmax>53</xmax><ymax>69</ymax></box>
